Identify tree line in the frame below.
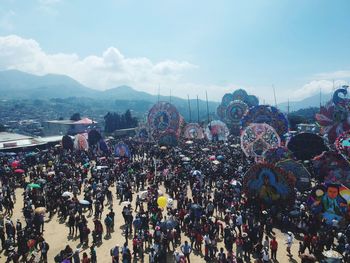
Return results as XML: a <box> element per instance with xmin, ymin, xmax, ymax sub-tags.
<box><xmin>104</xmin><ymin>110</ymin><xmax>138</xmax><ymax>133</ymax></box>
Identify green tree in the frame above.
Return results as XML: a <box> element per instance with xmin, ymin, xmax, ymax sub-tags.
<box><xmin>0</xmin><ymin>124</ymin><xmax>6</xmax><ymax>132</ymax></box>
<box><xmin>70</xmin><ymin>113</ymin><xmax>81</xmax><ymax>121</ymax></box>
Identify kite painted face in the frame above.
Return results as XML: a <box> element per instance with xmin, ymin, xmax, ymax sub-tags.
<box><xmin>327</xmin><ymin>186</ymin><xmax>339</xmax><ymax>200</ymax></box>
<box><xmin>154</xmin><ymin>112</ymin><xmax>169</xmax><ymax>131</ymax></box>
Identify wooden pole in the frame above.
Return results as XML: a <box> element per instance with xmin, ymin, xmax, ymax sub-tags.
<box><xmin>196</xmin><ymin>95</ymin><xmax>200</xmax><ymax>123</ymax></box>
<box><xmin>206</xmin><ymin>91</ymin><xmax>210</xmax><ymax>124</ymax></box>
<box><xmin>187</xmin><ymin>95</ymin><xmax>192</xmax><ymax>122</ymax></box>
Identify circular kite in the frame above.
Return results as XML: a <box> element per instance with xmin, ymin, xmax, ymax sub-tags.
<box><xmin>241</xmin><ymin>105</ymin><xmax>289</xmax><ymax>138</ymax></box>
<box><xmin>216</xmin><ymin>105</ymin><xmax>226</xmax><ymax>121</ymax></box>
<box><xmin>136</xmin><ymin>126</ymin><xmax>149</xmax><ymax>142</ymax></box>
<box><xmin>241</xmin><ymin>123</ymin><xmax>281</xmax><ymax>159</ymax></box>
<box><xmin>246</xmin><ymin>95</ymin><xmax>259</xmax><ymax>107</ymax></box>
<box><xmin>183</xmin><ymin>123</ymin><xmax>204</xmax><ymax>139</ymax></box>
<box><xmin>205</xmin><ymin>120</ymin><xmax>230</xmax><ymax>141</ymax></box>
<box><xmin>232</xmin><ymin>89</ymin><xmax>249</xmax><ymax>102</ymax></box>
<box><xmin>312</xmin><ymin>151</ymin><xmax>350</xmax><ymax>188</ymax></box>
<box><xmin>147</xmin><ymin>102</ymin><xmax>180</xmax><ymax>139</ymax></box>
<box><xmin>316</xmin><ymin>88</ymin><xmax>350</xmax><ymax>143</ymax></box>
<box><xmin>216</xmin><ymin>89</ymin><xmax>259</xmax><ymax>132</ymax></box>
<box><xmin>115</xmin><ymin>143</ymin><xmax>131</xmax><ymax>158</ymax></box>
<box><xmin>287</xmin><ymin>132</ymin><xmax>327</xmax><ymax>160</ymax></box>
<box><xmin>98</xmin><ymin>139</ymin><xmax>109</xmax><ymax>153</ymax></box>
<box><xmin>335</xmin><ymin>130</ymin><xmax>350</xmax><ymax>157</ymax></box>
<box><xmin>263</xmin><ymin>146</ymin><xmax>292</xmax><ymax>163</ymax></box>
<box><xmin>74</xmin><ymin>134</ymin><xmax>88</xmax><ymax>151</ymax></box>
<box><xmin>276</xmin><ymin>159</ymin><xmax>311</xmax><ymax>191</ymax></box>
<box><xmin>243</xmin><ymin>163</ymin><xmax>296</xmax><ymax>205</ymax></box>
<box><xmin>88</xmin><ymin>129</ymin><xmax>102</xmax><ymax>146</ymax></box>
<box><xmin>221</xmin><ymin>93</ymin><xmax>234</xmax><ymax>107</ymax></box>
<box><xmin>225</xmin><ymin>100</ymin><xmax>248</xmax><ymax>125</ymax></box>
<box><xmin>62</xmin><ymin>135</ymin><xmax>73</xmax><ymax>151</ymax></box>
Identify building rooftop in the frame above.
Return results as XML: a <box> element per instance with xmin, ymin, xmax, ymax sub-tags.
<box><xmin>45</xmin><ymin>118</ymin><xmax>97</xmax><ymax>125</ymax></box>
<box><xmin>45</xmin><ymin>120</ymin><xmax>76</xmax><ymax>125</ymax></box>
<box><xmin>0</xmin><ymin>132</ymin><xmax>33</xmax><ymax>142</ymax></box>
<box><xmin>0</xmin><ymin>132</ymin><xmax>62</xmax><ymax>150</ymax></box>
<box><xmin>38</xmin><ymin>135</ymin><xmax>63</xmax><ymax>143</ymax></box>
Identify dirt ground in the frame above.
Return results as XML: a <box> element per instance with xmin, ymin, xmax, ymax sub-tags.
<box><xmin>1</xmin><ymin>185</ymin><xmax>302</xmax><ymax>263</ymax></box>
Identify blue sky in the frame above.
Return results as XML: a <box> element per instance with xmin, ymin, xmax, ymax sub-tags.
<box><xmin>0</xmin><ymin>0</ymin><xmax>350</xmax><ymax>103</ymax></box>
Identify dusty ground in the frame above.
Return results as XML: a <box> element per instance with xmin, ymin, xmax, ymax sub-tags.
<box><xmin>1</xmin><ymin>185</ymin><xmax>302</xmax><ymax>263</ymax></box>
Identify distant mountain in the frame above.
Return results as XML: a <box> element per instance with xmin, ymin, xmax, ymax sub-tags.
<box><xmin>278</xmin><ymin>92</ymin><xmax>332</xmax><ymax>112</ymax></box>
<box><xmin>0</xmin><ymin>70</ymin><xmax>219</xmax><ymax>120</ymax></box>
<box><xmin>0</xmin><ymin>70</ymin><xmax>97</xmax><ymax>99</ymax></box>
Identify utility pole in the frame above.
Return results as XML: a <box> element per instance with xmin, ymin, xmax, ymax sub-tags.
<box><xmin>273</xmin><ymin>85</ymin><xmax>277</xmax><ymax>108</ymax></box>
<box><xmin>157</xmin><ymin>85</ymin><xmax>160</xmax><ymax>104</ymax></box>
<box><xmin>205</xmin><ymin>91</ymin><xmax>210</xmax><ymax>124</ymax></box>
<box><xmin>187</xmin><ymin>95</ymin><xmax>192</xmax><ymax>122</ymax></box>
<box><xmin>196</xmin><ymin>95</ymin><xmax>200</xmax><ymax>123</ymax></box>
<box><xmin>287</xmin><ymin>98</ymin><xmax>290</xmax><ymax>115</ymax></box>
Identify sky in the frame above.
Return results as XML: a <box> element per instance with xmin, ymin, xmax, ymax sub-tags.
<box><xmin>0</xmin><ymin>0</ymin><xmax>350</xmax><ymax>104</ymax></box>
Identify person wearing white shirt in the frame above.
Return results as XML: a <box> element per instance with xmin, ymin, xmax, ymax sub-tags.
<box><xmin>286</xmin><ymin>232</ymin><xmax>293</xmax><ymax>255</ymax></box>
<box><xmin>262</xmin><ymin>248</ymin><xmax>270</xmax><ymax>263</ymax></box>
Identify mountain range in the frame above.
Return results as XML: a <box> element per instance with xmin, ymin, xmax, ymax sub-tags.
<box><xmin>277</xmin><ymin>92</ymin><xmax>332</xmax><ymax>112</ymax></box>
<box><xmin>0</xmin><ymin>69</ymin><xmax>333</xmax><ymax>113</ymax></box>
<box><xmin>0</xmin><ymin>70</ymin><xmax>219</xmax><ymax>120</ymax></box>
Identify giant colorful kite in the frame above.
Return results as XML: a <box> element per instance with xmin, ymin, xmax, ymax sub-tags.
<box><xmin>205</xmin><ymin>120</ymin><xmax>230</xmax><ymax>141</ymax></box>
<box><xmin>241</xmin><ymin>105</ymin><xmax>289</xmax><ymax>138</ymax></box>
<box><xmin>217</xmin><ymin>89</ymin><xmax>259</xmax><ymax>135</ymax></box>
<box><xmin>183</xmin><ymin>123</ymin><xmax>205</xmax><ymax>139</ymax></box>
<box><xmin>243</xmin><ymin>163</ymin><xmax>296</xmax><ymax>205</ymax></box>
<box><xmin>74</xmin><ymin>133</ymin><xmax>89</xmax><ymax>151</ymax></box>
<box><xmin>316</xmin><ymin>87</ymin><xmax>350</xmax><ymax>143</ymax></box>
<box><xmin>307</xmin><ymin>183</ymin><xmax>350</xmax><ymax>224</ymax></box>
<box><xmin>276</xmin><ymin>159</ymin><xmax>311</xmax><ymax>191</ymax></box>
<box><xmin>241</xmin><ymin>123</ymin><xmax>281</xmax><ymax>160</ymax></box>
<box><xmin>312</xmin><ymin>151</ymin><xmax>350</xmax><ymax>188</ymax></box>
<box><xmin>335</xmin><ymin>130</ymin><xmax>350</xmax><ymax>158</ymax></box>
<box><xmin>147</xmin><ymin>101</ymin><xmax>180</xmax><ymax>141</ymax></box>
<box><xmin>115</xmin><ymin>142</ymin><xmax>131</xmax><ymax>158</ymax></box>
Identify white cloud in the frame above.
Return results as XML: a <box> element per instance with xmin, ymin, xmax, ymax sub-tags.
<box><xmin>0</xmin><ymin>34</ymin><xmax>197</xmax><ymax>94</ymax></box>
<box><xmin>291</xmin><ymin>79</ymin><xmax>348</xmax><ymax>100</ymax></box>
<box><xmin>0</xmin><ymin>10</ymin><xmax>15</xmax><ymax>31</ymax></box>
<box><xmin>1</xmin><ymin>35</ymin><xmax>349</xmax><ymax>104</ymax></box>
<box><xmin>314</xmin><ymin>70</ymin><xmax>350</xmax><ymax>80</ymax></box>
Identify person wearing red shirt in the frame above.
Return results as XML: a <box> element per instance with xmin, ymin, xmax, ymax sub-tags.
<box><xmin>270</xmin><ymin>236</ymin><xmax>278</xmax><ymax>260</ymax></box>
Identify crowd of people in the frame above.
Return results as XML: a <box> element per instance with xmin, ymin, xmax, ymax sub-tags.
<box><xmin>0</xmin><ymin>135</ymin><xmax>349</xmax><ymax>263</ymax></box>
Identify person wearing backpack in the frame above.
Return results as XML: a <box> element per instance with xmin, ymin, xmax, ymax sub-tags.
<box><xmin>39</xmin><ymin>239</ymin><xmax>49</xmax><ymax>263</ymax></box>
<box><xmin>110</xmin><ymin>244</ymin><xmax>120</xmax><ymax>263</ymax></box>
<box><xmin>105</xmin><ymin>214</ymin><xmax>112</xmax><ymax>237</ymax></box>
<box><xmin>90</xmin><ymin>245</ymin><xmax>97</xmax><ymax>263</ymax></box>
